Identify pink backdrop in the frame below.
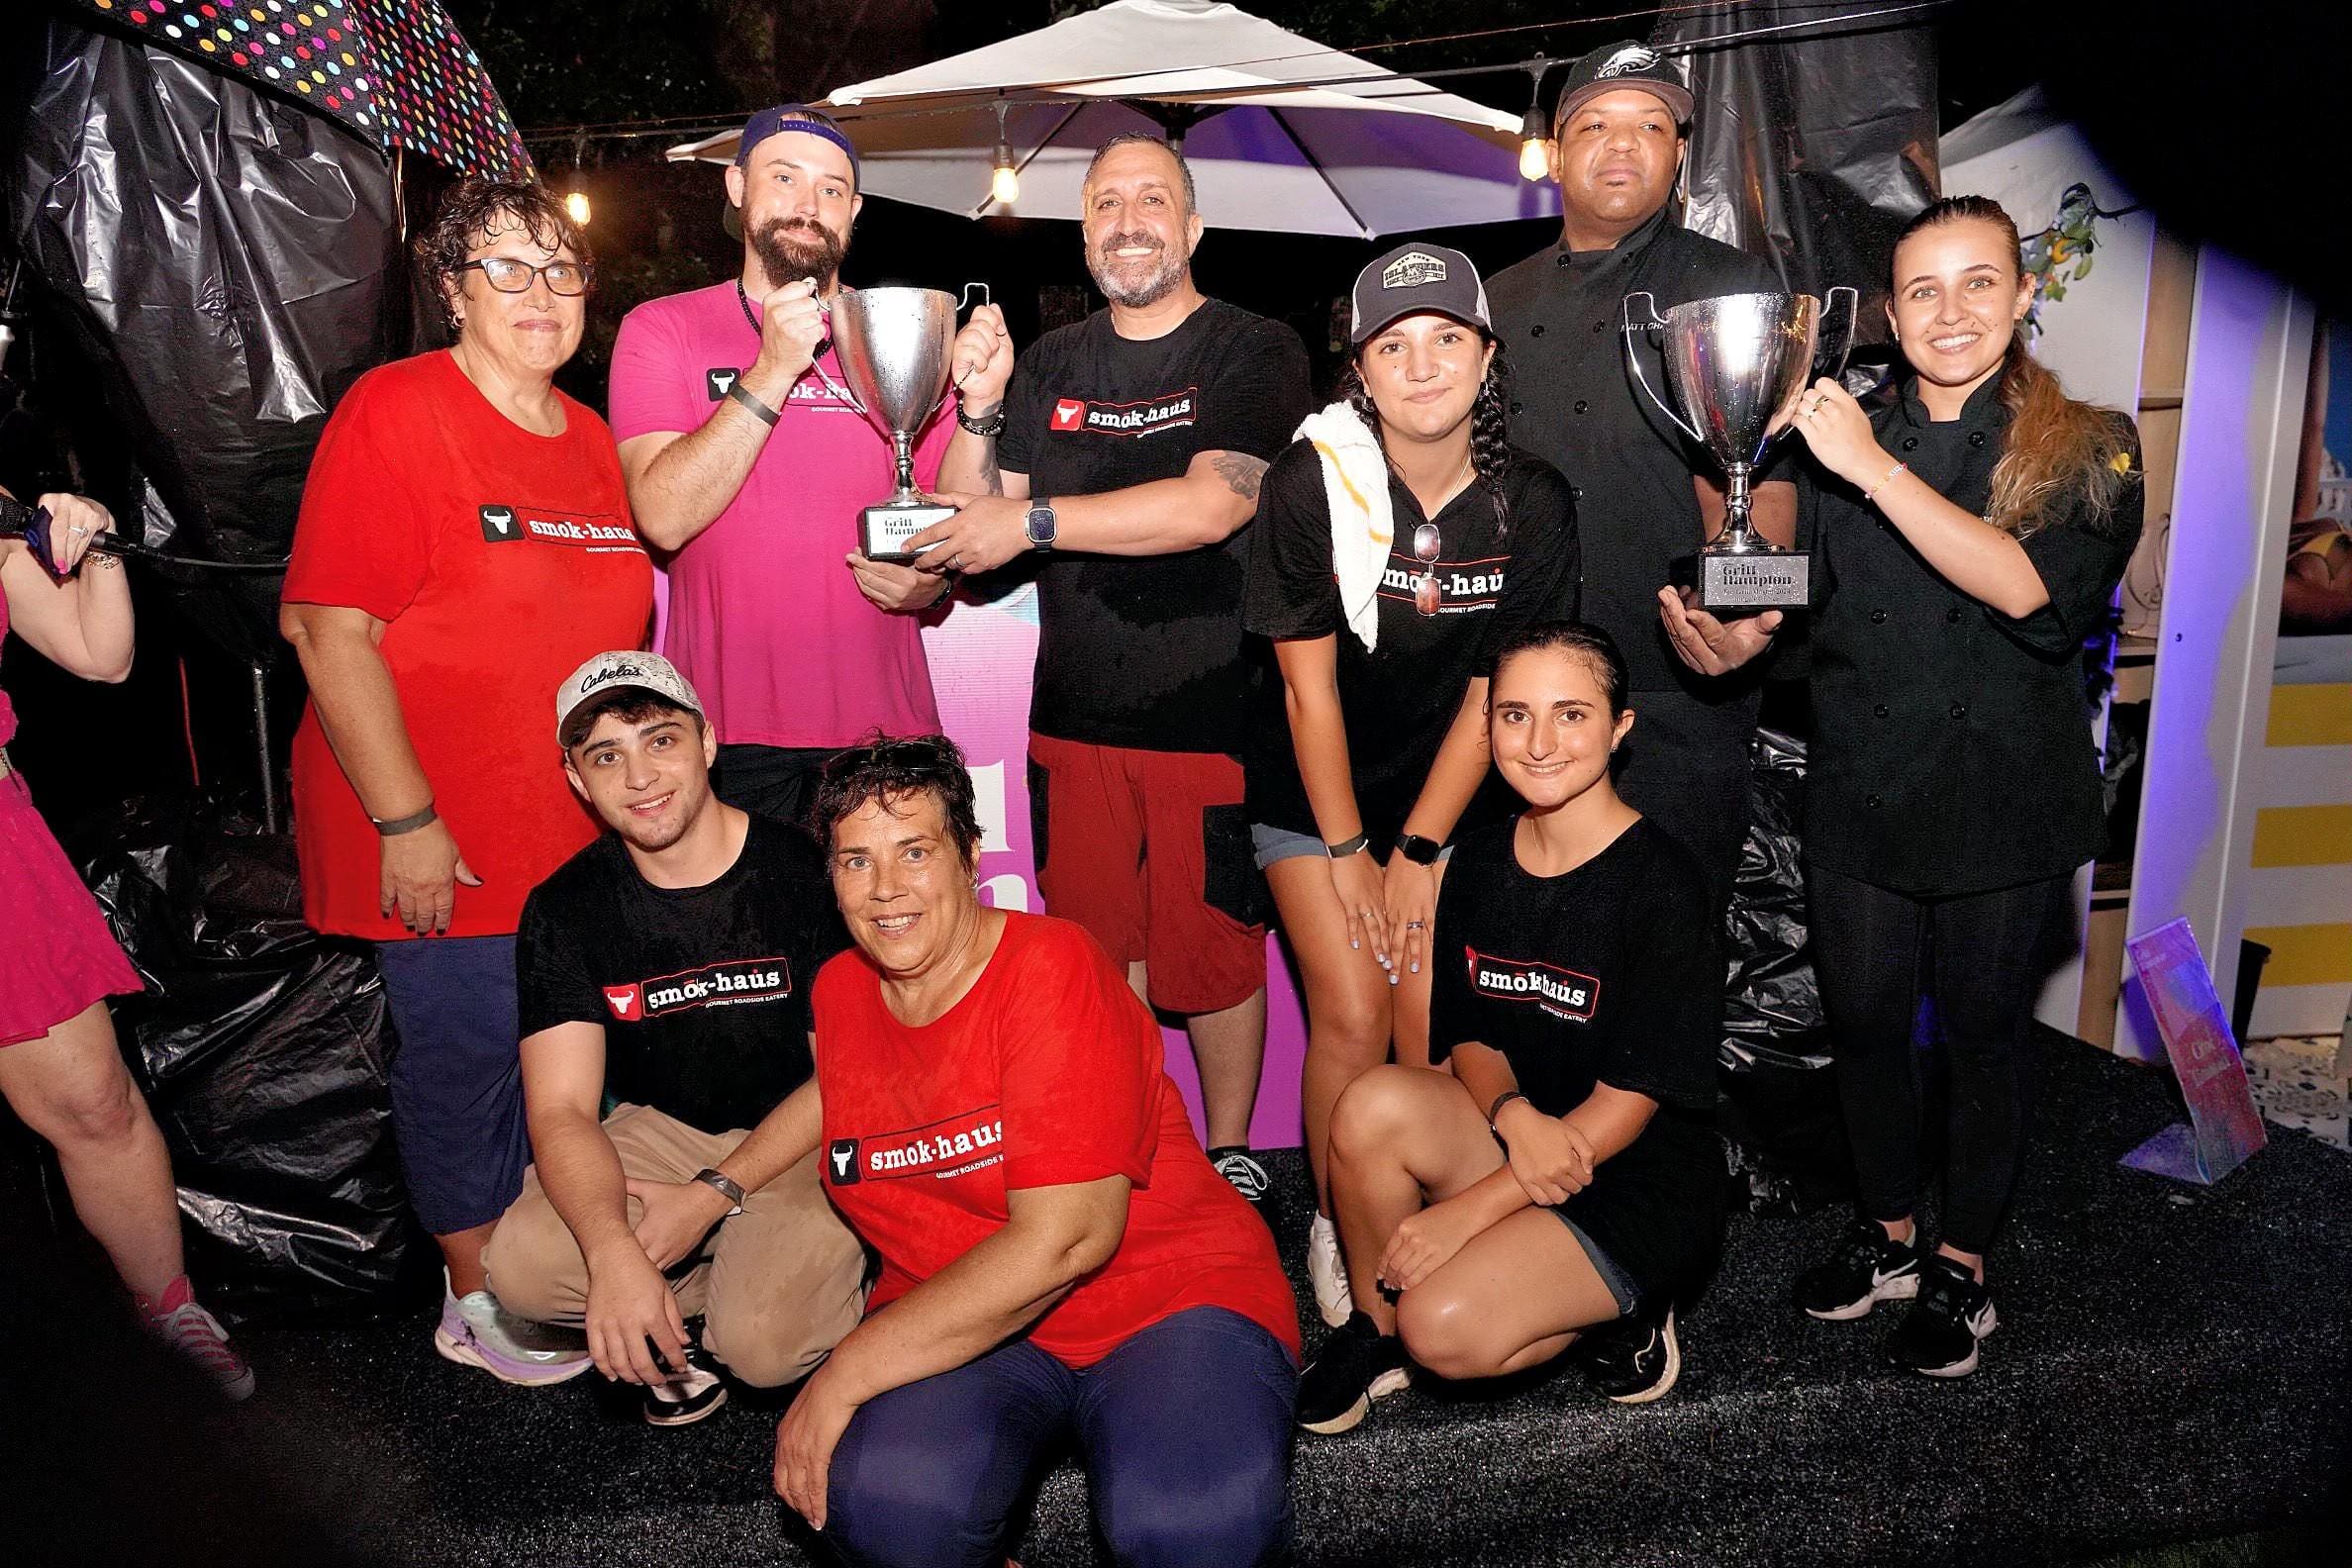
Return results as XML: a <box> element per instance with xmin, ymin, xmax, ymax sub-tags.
<box><xmin>655</xmin><ymin>570</ymin><xmax>1310</xmax><ymax>1148</ymax></box>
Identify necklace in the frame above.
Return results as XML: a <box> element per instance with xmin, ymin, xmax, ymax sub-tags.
<box><xmin>735</xmin><ymin>278</ymin><xmax>763</xmax><ymax>338</ymax></box>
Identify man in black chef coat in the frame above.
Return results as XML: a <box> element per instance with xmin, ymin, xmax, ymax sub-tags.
<box><xmin>1488</xmin><ymin>40</ymin><xmax>1793</xmax><ymax>910</ymax></box>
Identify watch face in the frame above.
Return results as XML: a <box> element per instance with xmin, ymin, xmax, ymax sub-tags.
<box><xmin>1026</xmin><ymin>506</ymin><xmax>1054</xmax><ymax>545</ymax></box>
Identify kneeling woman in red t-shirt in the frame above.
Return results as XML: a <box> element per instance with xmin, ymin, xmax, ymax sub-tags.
<box><xmin>768</xmin><ymin>735</ymin><xmax>1300</xmax><ymax>1568</ymax></box>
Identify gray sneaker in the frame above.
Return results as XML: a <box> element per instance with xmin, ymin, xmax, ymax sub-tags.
<box><xmin>433</xmin><ymin>1287</ymin><xmax>592</xmax><ymax>1386</ymax></box>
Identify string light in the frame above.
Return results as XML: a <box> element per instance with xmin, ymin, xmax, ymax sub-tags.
<box><xmin>990</xmin><ymin>103</ymin><xmax>1020</xmax><ymax>206</ymax></box>
<box><xmin>563</xmin><ymin>135</ymin><xmax>591</xmax><ymax>226</ymax></box>
<box><xmin>1518</xmin><ymin>62</ymin><xmax>1550</xmax><ymax>181</ymax></box>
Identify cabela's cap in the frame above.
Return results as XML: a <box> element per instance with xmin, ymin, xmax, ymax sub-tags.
<box><xmin>735</xmin><ymin>103</ymin><xmax>860</xmax><ymax>188</ymax></box>
<box><xmin>1349</xmin><ymin>243</ymin><xmax>1490</xmax><ymax>347</ymax></box>
<box><xmin>555</xmin><ymin>651</ymin><xmax>704</xmax><ymax>746</ymax></box>
<box><xmin>1552</xmin><ymin>41</ymin><xmax>1693</xmax><ymax>127</ymax></box>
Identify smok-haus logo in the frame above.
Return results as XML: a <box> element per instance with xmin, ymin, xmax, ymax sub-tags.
<box><xmin>1049</xmin><ymin>387</ymin><xmax>1199</xmax><ymax>437</ymax></box>
<box><xmin>1465</xmin><ymin>946</ymin><xmax>1599</xmax><ymax>1023</ymax></box>
<box><xmin>601</xmin><ymin>958</ymin><xmax>793</xmax><ymax>1022</ymax></box>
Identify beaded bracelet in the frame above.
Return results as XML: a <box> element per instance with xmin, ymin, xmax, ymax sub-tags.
<box><xmin>1863</xmin><ymin>460</ymin><xmax>1909</xmax><ymax>505</ymax></box>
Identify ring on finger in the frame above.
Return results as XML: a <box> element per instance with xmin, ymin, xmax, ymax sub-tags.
<box><xmin>1405</xmin><ymin>920</ymin><xmax>1425</xmax><ymax>930</ymax></box>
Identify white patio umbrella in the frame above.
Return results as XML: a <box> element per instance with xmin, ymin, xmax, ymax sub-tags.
<box><xmin>666</xmin><ymin>0</ymin><xmax>1559</xmax><ymax>238</ymax></box>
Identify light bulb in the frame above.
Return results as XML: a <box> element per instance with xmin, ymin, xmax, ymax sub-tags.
<box><xmin>991</xmin><ymin>162</ymin><xmax>1020</xmax><ymax>205</ymax></box>
<box><xmin>1519</xmin><ymin>137</ymin><xmax>1548</xmax><ymax>181</ymax></box>
<box><xmin>564</xmin><ymin>189</ymin><xmax>591</xmax><ymax>226</ymax></box>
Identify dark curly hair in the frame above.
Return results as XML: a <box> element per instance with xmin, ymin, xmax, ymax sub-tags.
<box><xmin>812</xmin><ymin>733</ymin><xmax>984</xmax><ymax>869</ymax></box>
<box><xmin>1343</xmin><ymin>335</ymin><xmax>1514</xmax><ymax>536</ymax></box>
<box><xmin>414</xmin><ymin>177</ymin><xmax>593</xmax><ymax>337</ymax></box>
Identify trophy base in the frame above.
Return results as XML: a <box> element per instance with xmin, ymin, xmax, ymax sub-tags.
<box><xmin>1698</xmin><ymin>548</ymin><xmax>1812</xmax><ymax>613</ymax></box>
<box><xmin>859</xmin><ymin>501</ymin><xmax>956</xmax><ymax>564</ymax></box>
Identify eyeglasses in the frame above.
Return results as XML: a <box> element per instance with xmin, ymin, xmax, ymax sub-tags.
<box><xmin>454</xmin><ymin>257</ymin><xmax>593</xmax><ymax>296</ymax></box>
<box><xmin>1411</xmin><ymin>521</ymin><xmax>1441</xmax><ymax>617</ymax></box>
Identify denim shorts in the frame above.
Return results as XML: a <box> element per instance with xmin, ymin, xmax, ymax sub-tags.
<box><xmin>375</xmin><ymin>935</ymin><xmax>531</xmax><ymax>1235</ymax></box>
<box><xmin>1250</xmin><ymin>822</ymin><xmax>1455</xmax><ymax>872</ymax></box>
<box><xmin>1556</xmin><ymin>1214</ymin><xmax>1641</xmax><ymax>1318</ymax></box>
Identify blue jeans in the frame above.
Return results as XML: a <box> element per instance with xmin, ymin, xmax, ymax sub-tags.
<box><xmin>825</xmin><ymin>1306</ymin><xmax>1297</xmax><ymax>1568</ymax></box>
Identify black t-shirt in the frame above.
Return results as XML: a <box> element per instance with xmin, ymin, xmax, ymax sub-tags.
<box><xmin>1429</xmin><ymin>815</ymin><xmax>1723</xmax><ymax>1295</ymax></box>
<box><xmin>1487</xmin><ymin>207</ymin><xmax>1785</xmax><ymax>699</ymax></box>
<box><xmin>1242</xmin><ymin>441</ymin><xmax>1581</xmax><ymax>848</ymax></box>
<box><xmin>516</xmin><ymin>815</ymin><xmax>846</xmax><ymax>1135</ymax></box>
<box><xmin>999</xmin><ymin>298</ymin><xmax>1313</xmax><ymax>754</ymax></box>
<box><xmin>1798</xmin><ymin>372</ymin><xmax>2143</xmax><ymax>896</ymax></box>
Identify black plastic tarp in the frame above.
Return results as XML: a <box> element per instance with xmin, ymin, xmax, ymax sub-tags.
<box><xmin>1661</xmin><ymin>2</ymin><xmax>1938</xmax><ymax>346</ymax></box>
<box><xmin>78</xmin><ymin>798</ymin><xmax>421</xmax><ymax>1323</ymax></box>
<box><xmin>1719</xmin><ymin>726</ymin><xmax>1849</xmax><ymax>1213</ymax></box>
<box><xmin>7</xmin><ymin>18</ymin><xmax>400</xmax><ymax>663</ymax></box>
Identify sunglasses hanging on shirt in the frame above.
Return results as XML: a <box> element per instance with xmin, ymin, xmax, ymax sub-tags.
<box><xmin>1412</xmin><ymin>522</ymin><xmax>1442</xmax><ymax>618</ymax></box>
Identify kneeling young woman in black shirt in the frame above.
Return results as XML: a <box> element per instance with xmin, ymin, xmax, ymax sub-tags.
<box><xmin>1660</xmin><ymin>195</ymin><xmax>2143</xmax><ymax>1379</ymax></box>
<box><xmin>1296</xmin><ymin>623</ymin><xmax>1723</xmax><ymax>1433</ymax></box>
<box><xmin>1244</xmin><ymin>243</ymin><xmax>1579</xmax><ymax>1331</ymax></box>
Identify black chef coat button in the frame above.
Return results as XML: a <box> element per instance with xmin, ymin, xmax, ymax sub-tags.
<box><xmin>1946</xmin><ymin>606</ymin><xmax>1963</xmax><ymax>624</ymax></box>
<box><xmin>1530</xmin><ymin>324</ymin><xmax>1546</xmax><ymax>338</ymax></box>
<box><xmin>1865</xmin><ymin>793</ymin><xmax>1884</xmax><ymax>809</ymax></box>
<box><xmin>1950</xmin><ymin>702</ymin><xmax>1968</xmax><ymax>720</ymax></box>
<box><xmin>1570</xmin><ymin>484</ymin><xmax>1584</xmax><ymax>500</ymax></box>
<box><xmin>1593</xmin><ymin>320</ymin><xmax>1607</xmax><ymax>333</ymax></box>
<box><xmin>1870</xmin><ymin>608</ymin><xmax>1889</xmax><ymax>625</ymax></box>
<box><xmin>1901</xmin><ymin>437</ymin><xmax>1919</xmax><ymax>452</ymax></box>
<box><xmin>1874</xmin><ymin>703</ymin><xmax>1890</xmax><ymax>719</ymax></box>
<box><xmin>1511</xmin><ymin>400</ymin><xmax>1524</xmax><ymax>415</ymax></box>
<box><xmin>1969</xmin><ymin>431</ymin><xmax>1988</xmax><ymax>447</ymax></box>
<box><xmin>1574</xmin><ymin>399</ymin><xmax>1589</xmax><ymax>415</ymax></box>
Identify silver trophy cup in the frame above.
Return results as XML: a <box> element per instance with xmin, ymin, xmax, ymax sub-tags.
<box><xmin>829</xmin><ymin>286</ymin><xmax>968</xmax><ymax>561</ymax></box>
<box><xmin>1620</xmin><ymin>287</ymin><xmax>1857</xmax><ymax>612</ymax></box>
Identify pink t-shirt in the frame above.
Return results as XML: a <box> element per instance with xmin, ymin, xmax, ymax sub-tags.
<box><xmin>609</xmin><ymin>282</ymin><xmax>949</xmax><ymax>749</ymax></box>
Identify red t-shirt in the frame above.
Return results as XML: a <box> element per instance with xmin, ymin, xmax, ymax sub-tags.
<box><xmin>813</xmin><ymin>914</ymin><xmax>1300</xmax><ymax>1367</ymax></box>
<box><xmin>283</xmin><ymin>350</ymin><xmax>653</xmax><ymax>938</ymax></box>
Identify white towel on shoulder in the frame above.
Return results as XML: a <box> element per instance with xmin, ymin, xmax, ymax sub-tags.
<box><xmin>1295</xmin><ymin>399</ymin><xmax>1392</xmax><ymax>652</ymax></box>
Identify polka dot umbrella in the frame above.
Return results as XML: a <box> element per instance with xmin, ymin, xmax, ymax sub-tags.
<box><xmin>63</xmin><ymin>0</ymin><xmax>531</xmax><ymax>180</ymax></box>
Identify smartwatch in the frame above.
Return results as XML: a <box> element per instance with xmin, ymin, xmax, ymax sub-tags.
<box><xmin>1025</xmin><ymin>497</ymin><xmax>1057</xmax><ymax>550</ymax></box>
<box><xmin>692</xmin><ymin>1167</ymin><xmax>747</xmax><ymax>1218</ymax></box>
<box><xmin>1395</xmin><ymin>833</ymin><xmax>1444</xmax><ymax>866</ymax></box>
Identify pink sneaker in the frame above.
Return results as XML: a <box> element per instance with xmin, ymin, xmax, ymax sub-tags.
<box><xmin>145</xmin><ymin>1278</ymin><xmax>255</xmax><ymax>1402</ymax></box>
<box><xmin>432</xmin><ymin>1288</ymin><xmax>592</xmax><ymax>1386</ymax></box>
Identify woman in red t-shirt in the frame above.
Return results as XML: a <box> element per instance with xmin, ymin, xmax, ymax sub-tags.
<box><xmin>765</xmin><ymin>735</ymin><xmax>1297</xmax><ymax>1568</ymax></box>
<box><xmin>280</xmin><ymin>178</ymin><xmax>651</xmax><ymax>1385</ymax></box>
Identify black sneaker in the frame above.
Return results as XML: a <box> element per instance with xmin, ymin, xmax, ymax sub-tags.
<box><xmin>1297</xmin><ymin>1311</ymin><xmax>1408</xmax><ymax>1434</ymax></box>
<box><xmin>642</xmin><ymin>1323</ymin><xmax>729</xmax><ymax>1427</ymax></box>
<box><xmin>1567</xmin><ymin>1306</ymin><xmax>1682</xmax><ymax>1404</ymax></box>
<box><xmin>1208</xmin><ymin>1146</ymin><xmax>1270</xmax><ymax>1206</ymax></box>
<box><xmin>1793</xmin><ymin>1218</ymin><xmax>1922</xmax><ymax>1321</ymax></box>
<box><xmin>1885</xmin><ymin>1253</ymin><xmax>1998</xmax><ymax>1378</ymax></box>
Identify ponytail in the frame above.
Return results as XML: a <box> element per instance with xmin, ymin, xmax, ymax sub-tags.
<box><xmin>1896</xmin><ymin>195</ymin><xmax>2137</xmax><ymax>539</ymax></box>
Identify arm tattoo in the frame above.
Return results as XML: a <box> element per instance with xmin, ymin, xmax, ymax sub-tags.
<box><xmin>1211</xmin><ymin>451</ymin><xmax>1268</xmax><ymax>501</ymax></box>
<box><xmin>978</xmin><ymin>442</ymin><xmax>1004</xmax><ymax>498</ymax></box>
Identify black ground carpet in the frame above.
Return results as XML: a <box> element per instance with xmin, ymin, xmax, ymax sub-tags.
<box><xmin>101</xmin><ymin>1034</ymin><xmax>2352</xmax><ymax>1566</ymax></box>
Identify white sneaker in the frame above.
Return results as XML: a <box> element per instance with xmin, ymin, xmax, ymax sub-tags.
<box><xmin>1307</xmin><ymin>1211</ymin><xmax>1352</xmax><ymax>1329</ymax></box>
<box><xmin>433</xmin><ymin>1285</ymin><xmax>592</xmax><ymax>1386</ymax></box>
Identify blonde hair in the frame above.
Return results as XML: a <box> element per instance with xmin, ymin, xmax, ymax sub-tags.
<box><xmin>1897</xmin><ymin>196</ymin><xmax>2136</xmax><ymax>538</ymax></box>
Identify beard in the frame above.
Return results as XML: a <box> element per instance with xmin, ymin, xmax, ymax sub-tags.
<box><xmin>752</xmin><ymin>217</ymin><xmax>846</xmax><ymax>291</ymax></box>
<box><xmin>1087</xmin><ymin>229</ymin><xmax>1191</xmax><ymax>309</ymax></box>
<box><xmin>603</xmin><ymin>778</ymin><xmax>709</xmax><ymax>855</ymax></box>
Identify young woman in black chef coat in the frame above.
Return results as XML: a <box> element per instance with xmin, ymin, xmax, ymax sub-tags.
<box><xmin>1661</xmin><ymin>194</ymin><xmax>2143</xmax><ymax>1379</ymax></box>
<box><xmin>1243</xmin><ymin>244</ymin><xmax>1579</xmax><ymax>1331</ymax></box>
<box><xmin>1294</xmin><ymin>623</ymin><xmax>1722</xmax><ymax>1433</ymax></box>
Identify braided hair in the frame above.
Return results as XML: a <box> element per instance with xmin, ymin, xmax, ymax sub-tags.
<box><xmin>1343</xmin><ymin>336</ymin><xmax>1515</xmax><ymax>535</ymax></box>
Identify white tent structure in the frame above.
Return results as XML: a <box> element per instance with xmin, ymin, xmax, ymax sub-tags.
<box><xmin>666</xmin><ymin>0</ymin><xmax>1558</xmax><ymax>238</ymax></box>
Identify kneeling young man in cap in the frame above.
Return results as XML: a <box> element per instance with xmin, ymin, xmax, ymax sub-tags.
<box><xmin>482</xmin><ymin>652</ymin><xmax>868</xmax><ymax>1425</ymax></box>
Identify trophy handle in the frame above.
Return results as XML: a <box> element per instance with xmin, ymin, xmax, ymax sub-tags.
<box><xmin>1619</xmin><ymin>292</ymin><xmax>1707</xmax><ymax>448</ymax></box>
<box><xmin>1814</xmin><ymin>285</ymin><xmax>1859</xmax><ymax>383</ymax></box>
<box><xmin>955</xmin><ymin>281</ymin><xmax>993</xmax><ymax>314</ymax></box>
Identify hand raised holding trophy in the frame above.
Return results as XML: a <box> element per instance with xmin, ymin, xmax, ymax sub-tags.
<box><xmin>1621</xmin><ymin>286</ymin><xmax>1857</xmax><ymax>613</ymax></box>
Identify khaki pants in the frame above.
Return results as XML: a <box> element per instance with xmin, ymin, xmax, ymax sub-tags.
<box><xmin>483</xmin><ymin>1103</ymin><xmax>869</xmax><ymax>1388</ymax></box>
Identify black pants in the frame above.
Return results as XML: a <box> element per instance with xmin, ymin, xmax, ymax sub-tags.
<box><xmin>1615</xmin><ymin>687</ymin><xmax>1758</xmax><ymax>916</ymax></box>
<box><xmin>1807</xmin><ymin>862</ymin><xmax>2071</xmax><ymax>1254</ymax></box>
<box><xmin>712</xmin><ymin>742</ymin><xmax>837</xmax><ymax>832</ymax></box>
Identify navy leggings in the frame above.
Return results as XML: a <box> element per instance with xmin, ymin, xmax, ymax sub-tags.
<box><xmin>1808</xmin><ymin>863</ymin><xmax>2070</xmax><ymax>1254</ymax></box>
<box><xmin>824</xmin><ymin>1307</ymin><xmax>1297</xmax><ymax>1568</ymax></box>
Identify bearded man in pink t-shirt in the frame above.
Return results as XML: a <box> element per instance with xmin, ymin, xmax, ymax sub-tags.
<box><xmin>612</xmin><ymin>105</ymin><xmax>997</xmax><ymax>827</ymax></box>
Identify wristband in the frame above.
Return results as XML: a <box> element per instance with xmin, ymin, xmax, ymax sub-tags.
<box><xmin>1863</xmin><ymin>460</ymin><xmax>1908</xmax><ymax>504</ymax></box>
<box><xmin>956</xmin><ymin>403</ymin><xmax>1007</xmax><ymax>438</ymax></box>
<box><xmin>1488</xmin><ymin>1090</ymin><xmax>1529</xmax><ymax>1132</ymax></box>
<box><xmin>693</xmin><ymin>1167</ymin><xmax>747</xmax><ymax>1217</ymax></box>
<box><xmin>1324</xmin><ymin>833</ymin><xmax>1369</xmax><ymax>859</ymax></box>
<box><xmin>370</xmin><ymin>802</ymin><xmax>438</xmax><ymax>836</ymax></box>
<box><xmin>724</xmin><ymin>378</ymin><xmax>782</xmax><ymax>428</ymax></box>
